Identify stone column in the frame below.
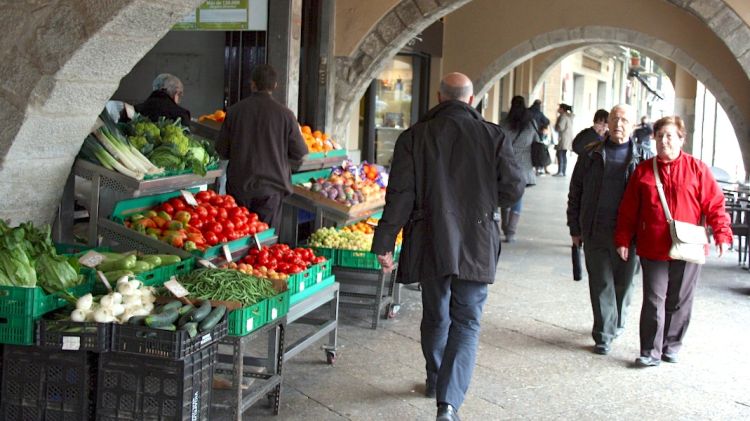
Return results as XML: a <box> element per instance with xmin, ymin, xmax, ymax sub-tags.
<box><xmin>673</xmin><ymin>66</ymin><xmax>697</xmax><ymax>153</ymax></box>
<box><xmin>268</xmin><ymin>0</ymin><xmax>303</xmax><ymax>114</ymax></box>
<box><xmin>484</xmin><ymin>80</ymin><xmax>501</xmax><ymax>124</ymax></box>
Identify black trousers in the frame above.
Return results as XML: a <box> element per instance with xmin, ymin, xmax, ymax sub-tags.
<box><xmin>639</xmin><ymin>258</ymin><xmax>701</xmax><ymax>359</ymax></box>
<box><xmin>232</xmin><ymin>192</ymin><xmax>284</xmax><ymax>233</ymax></box>
<box><xmin>583</xmin><ymin>232</ymin><xmax>637</xmax><ymax>345</ymax></box>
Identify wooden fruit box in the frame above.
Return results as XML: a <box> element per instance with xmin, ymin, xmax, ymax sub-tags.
<box><xmin>292</xmin><ymin>185</ymin><xmax>386</xmax><ymax>216</ymax></box>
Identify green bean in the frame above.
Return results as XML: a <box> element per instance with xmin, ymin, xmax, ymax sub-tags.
<box><xmin>178</xmin><ymin>268</ymin><xmax>278</xmax><ymax>306</ymax></box>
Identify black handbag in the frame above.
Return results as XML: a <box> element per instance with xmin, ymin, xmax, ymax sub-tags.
<box><xmin>532</xmin><ymin>141</ymin><xmax>551</xmax><ymax>167</ymax></box>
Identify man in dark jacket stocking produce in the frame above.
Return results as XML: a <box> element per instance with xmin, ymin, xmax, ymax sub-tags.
<box><xmin>217</xmin><ymin>64</ymin><xmax>308</xmax><ymax>232</ymax></box>
<box><xmin>371</xmin><ymin>73</ymin><xmax>524</xmax><ymax>421</ymax></box>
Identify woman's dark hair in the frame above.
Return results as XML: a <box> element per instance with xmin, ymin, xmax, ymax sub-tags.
<box><xmin>506</xmin><ymin>95</ymin><xmax>531</xmax><ymax>131</ymax></box>
<box><xmin>653</xmin><ymin>116</ymin><xmax>686</xmax><ymax>139</ymax></box>
<box><xmin>593</xmin><ymin>109</ymin><xmax>609</xmax><ymax>123</ymax></box>
<box><xmin>251</xmin><ymin>64</ymin><xmax>278</xmax><ymax>92</ymax></box>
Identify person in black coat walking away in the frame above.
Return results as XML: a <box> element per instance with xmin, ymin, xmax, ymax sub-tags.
<box><xmin>134</xmin><ymin>73</ymin><xmax>191</xmax><ymax>125</ymax></box>
<box><xmin>567</xmin><ymin>104</ymin><xmax>653</xmax><ymax>356</ymax></box>
<box><xmin>499</xmin><ymin>96</ymin><xmax>540</xmax><ymax>242</ymax></box>
<box><xmin>528</xmin><ymin>99</ymin><xmax>551</xmax><ymax>175</ymax></box>
<box><xmin>572</xmin><ymin>109</ymin><xmax>609</xmax><ymax>155</ymax></box>
<box><xmin>371</xmin><ymin>72</ymin><xmax>524</xmax><ymax>421</ymax></box>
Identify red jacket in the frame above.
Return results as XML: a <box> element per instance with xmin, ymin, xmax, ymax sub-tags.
<box><xmin>614</xmin><ymin>152</ymin><xmax>732</xmax><ymax>261</ymax></box>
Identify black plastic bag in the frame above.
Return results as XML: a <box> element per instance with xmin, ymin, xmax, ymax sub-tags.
<box><xmin>571</xmin><ymin>244</ymin><xmax>582</xmax><ymax>281</ymax></box>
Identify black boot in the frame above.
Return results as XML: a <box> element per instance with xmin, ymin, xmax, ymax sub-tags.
<box><xmin>436</xmin><ymin>403</ymin><xmax>460</xmax><ymax>421</ymax></box>
<box><xmin>504</xmin><ymin>211</ymin><xmax>521</xmax><ymax>243</ymax></box>
<box><xmin>500</xmin><ymin>207</ymin><xmax>510</xmax><ymax>237</ymax></box>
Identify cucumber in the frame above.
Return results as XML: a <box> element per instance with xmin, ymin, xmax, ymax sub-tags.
<box><xmin>177</xmin><ymin>311</ymin><xmax>194</xmax><ymax>328</ymax></box>
<box><xmin>178</xmin><ymin>304</ymin><xmax>195</xmax><ymax>315</ymax></box>
<box><xmin>145</xmin><ymin>309</ymin><xmax>179</xmax><ymax>328</ymax></box>
<box><xmin>154</xmin><ymin>254</ymin><xmax>182</xmax><ymax>266</ymax></box>
<box><xmin>198</xmin><ymin>305</ymin><xmax>226</xmax><ymax>332</ymax></box>
<box><xmin>102</xmin><ymin>270</ymin><xmax>134</xmax><ymax>281</ymax></box>
<box><xmin>131</xmin><ymin>261</ymin><xmax>154</xmax><ymax>274</ymax></box>
<box><xmin>128</xmin><ymin>315</ymin><xmax>147</xmax><ymax>325</ymax></box>
<box><xmin>100</xmin><ymin>252</ymin><xmax>128</xmax><ymax>261</ymax></box>
<box><xmin>191</xmin><ymin>300</ymin><xmax>212</xmax><ymax>323</ymax></box>
<box><xmin>97</xmin><ymin>255</ymin><xmax>137</xmax><ymax>272</ymax></box>
<box><xmin>159</xmin><ymin>300</ymin><xmax>184</xmax><ymax>313</ymax></box>
<box><xmin>139</xmin><ymin>255</ymin><xmax>162</xmax><ymax>267</ymax></box>
<box><xmin>183</xmin><ymin>322</ymin><xmax>198</xmax><ymax>338</ymax></box>
<box><xmin>153</xmin><ymin>324</ymin><xmax>176</xmax><ymax>331</ymax></box>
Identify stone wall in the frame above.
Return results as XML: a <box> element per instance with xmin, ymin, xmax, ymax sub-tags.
<box><xmin>0</xmin><ymin>0</ymin><xmax>203</xmax><ymax>225</ymax></box>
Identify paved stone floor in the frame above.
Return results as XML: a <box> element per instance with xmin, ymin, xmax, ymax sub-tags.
<box><xmin>244</xmin><ymin>171</ymin><xmax>750</xmax><ymax>420</ymax></box>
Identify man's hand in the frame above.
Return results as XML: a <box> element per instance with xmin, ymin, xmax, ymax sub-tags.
<box><xmin>377</xmin><ymin>251</ymin><xmax>395</xmax><ymax>274</ymax></box>
<box><xmin>571</xmin><ymin>236</ymin><xmax>582</xmax><ymax>247</ymax></box>
<box><xmin>616</xmin><ymin>246</ymin><xmax>629</xmax><ymax>261</ymax></box>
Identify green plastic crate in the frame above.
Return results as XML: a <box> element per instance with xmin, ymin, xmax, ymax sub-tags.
<box><xmin>228</xmin><ymin>300</ymin><xmax>268</xmax><ymax>336</ymax></box>
<box><xmin>311</xmin><ymin>247</ymin><xmax>337</xmax><ymax>262</ymax></box>
<box><xmin>266</xmin><ymin>291</ymin><xmax>290</xmax><ymax>322</ymax></box>
<box><xmin>291</xmin><ymin>168</ymin><xmax>332</xmax><ymax>185</ymax></box>
<box><xmin>54</xmin><ymin>243</ymin><xmax>100</xmax><ymax>255</ymax></box>
<box><xmin>0</xmin><ymin>314</ymin><xmax>36</xmax><ymax>345</ymax></box>
<box><xmin>0</xmin><ymin>277</ymin><xmax>93</xmax><ymax>319</ymax></box>
<box><xmin>288</xmin><ymin>264</ymin><xmax>318</xmax><ymax>296</ymax></box>
<box><xmin>196</xmin><ymin>228</ymin><xmax>276</xmax><ymax>260</ymax></box>
<box><xmin>335</xmin><ymin>246</ymin><xmax>400</xmax><ymax>270</ymax></box>
<box><xmin>318</xmin><ymin>259</ymin><xmax>332</xmax><ymax>279</ymax></box>
<box><xmin>91</xmin><ymin>256</ymin><xmax>196</xmax><ymax>295</ymax></box>
<box><xmin>290</xmin><ymin>275</ymin><xmax>335</xmax><ymax>306</ymax></box>
<box><xmin>110</xmin><ymin>188</ymin><xmax>200</xmax><ymax>222</ymax></box>
<box><xmin>142</xmin><ymin>163</ymin><xmax>220</xmax><ymax>180</ymax></box>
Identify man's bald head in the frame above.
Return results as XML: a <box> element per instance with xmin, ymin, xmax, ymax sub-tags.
<box><xmin>438</xmin><ymin>72</ymin><xmax>474</xmax><ymax>104</ymax></box>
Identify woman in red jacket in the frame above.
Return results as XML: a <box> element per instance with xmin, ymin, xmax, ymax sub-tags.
<box><xmin>614</xmin><ymin>116</ymin><xmax>732</xmax><ymax>367</ymax></box>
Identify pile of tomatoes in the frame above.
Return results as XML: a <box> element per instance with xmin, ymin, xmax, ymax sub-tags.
<box><xmin>125</xmin><ymin>190</ymin><xmax>269</xmax><ymax>251</ymax></box>
<box><xmin>241</xmin><ymin>244</ymin><xmax>326</xmax><ymax>275</ymax></box>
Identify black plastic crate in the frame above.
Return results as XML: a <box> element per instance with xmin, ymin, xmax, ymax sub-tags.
<box><xmin>38</xmin><ymin>319</ymin><xmax>113</xmax><ymax>352</ymax></box>
<box><xmin>111</xmin><ymin>314</ymin><xmax>227</xmax><ymax>360</ymax></box>
<box><xmin>1</xmin><ymin>345</ymin><xmax>97</xmax><ymax>420</ymax></box>
<box><xmin>96</xmin><ymin>344</ymin><xmax>217</xmax><ymax>420</ymax></box>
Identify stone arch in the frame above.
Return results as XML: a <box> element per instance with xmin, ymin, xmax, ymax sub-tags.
<box><xmin>0</xmin><ymin>0</ymin><xmax>202</xmax><ymax>224</ymax></box>
<box><xmin>333</xmin><ymin>0</ymin><xmax>750</xmax><ymax>140</ymax></box>
<box><xmin>471</xmin><ymin>26</ymin><xmax>749</xmax><ymax>170</ymax></box>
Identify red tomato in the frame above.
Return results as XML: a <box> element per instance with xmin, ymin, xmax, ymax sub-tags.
<box><xmin>258</xmin><ymin>222</ymin><xmax>269</xmax><ymax>231</ymax></box>
<box><xmin>247</xmin><ymin>212</ymin><xmax>258</xmax><ymax>223</ymax></box>
<box><xmin>207</xmin><ymin>205</ymin><xmax>218</xmax><ymax>218</ymax></box>
<box><xmin>204</xmin><ymin>231</ymin><xmax>219</xmax><ymax>245</ymax></box>
<box><xmin>314</xmin><ymin>256</ymin><xmax>326</xmax><ymax>264</ymax></box>
<box><xmin>195</xmin><ymin>191</ymin><xmax>212</xmax><ymax>203</ymax></box>
<box><xmin>160</xmin><ymin>203</ymin><xmax>175</xmax><ymax>214</ymax></box>
<box><xmin>248</xmin><ymin>248</ymin><xmax>260</xmax><ymax>256</ymax></box>
<box><xmin>223</xmin><ymin>220</ymin><xmax>235</xmax><ymax>232</ymax></box>
<box><xmin>211</xmin><ymin>196</ymin><xmax>225</xmax><ymax>207</ymax></box>
<box><xmin>217</xmin><ymin>208</ymin><xmax>228</xmax><ymax>220</ymax></box>
<box><xmin>196</xmin><ymin>205</ymin><xmax>209</xmax><ymax>219</ymax></box>
<box><xmin>219</xmin><ymin>236</ymin><xmax>228</xmax><ymax>243</ymax></box>
<box><xmin>191</xmin><ymin>219</ymin><xmax>204</xmax><ymax>230</ymax></box>
<box><xmin>288</xmin><ymin>265</ymin><xmax>303</xmax><ymax>274</ymax></box>
<box><xmin>207</xmin><ymin>222</ymin><xmax>223</xmax><ymax>234</ymax></box>
<box><xmin>168</xmin><ymin>198</ymin><xmax>187</xmax><ymax>211</ymax></box>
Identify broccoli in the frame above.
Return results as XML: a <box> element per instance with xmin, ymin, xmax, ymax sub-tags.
<box><xmin>133</xmin><ymin>121</ymin><xmax>160</xmax><ymax>140</ymax></box>
<box><xmin>128</xmin><ymin>135</ymin><xmax>149</xmax><ymax>151</ymax></box>
<box><xmin>160</xmin><ymin>125</ymin><xmax>190</xmax><ymax>157</ymax></box>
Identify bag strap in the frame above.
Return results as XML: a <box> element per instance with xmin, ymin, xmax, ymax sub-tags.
<box><xmin>652</xmin><ymin>158</ymin><xmax>674</xmax><ymax>223</ymax></box>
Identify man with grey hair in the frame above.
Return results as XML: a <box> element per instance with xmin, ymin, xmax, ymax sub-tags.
<box><xmin>135</xmin><ymin>73</ymin><xmax>191</xmax><ymax>125</ymax></box>
<box><xmin>372</xmin><ymin>72</ymin><xmax>524</xmax><ymax>421</ymax></box>
<box><xmin>567</xmin><ymin>104</ymin><xmax>652</xmax><ymax>356</ymax></box>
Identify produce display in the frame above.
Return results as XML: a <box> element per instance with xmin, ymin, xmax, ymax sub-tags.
<box><xmin>198</xmin><ymin>109</ymin><xmax>226</xmax><ymax>123</ymax></box>
<box><xmin>78</xmin><ymin>111</ymin><xmax>219</xmax><ymax>179</ymax></box>
<box><xmin>123</xmin><ymin>190</ymin><xmax>269</xmax><ymax>251</ymax></box>
<box><xmin>342</xmin><ymin>218</ymin><xmax>403</xmax><ymax>244</ymax></box>
<box><xmin>0</xmin><ymin>220</ymin><xmax>85</xmax><ymax>292</ymax></box>
<box><xmin>178</xmin><ymin>268</ymin><xmax>278</xmax><ymax>306</ymax></box>
<box><xmin>82</xmin><ymin>251</ymin><xmax>182</xmax><ymax>281</ymax></box>
<box><xmin>297</xmin><ymin>161</ymin><xmax>386</xmax><ymax>207</ymax></box>
<box><xmin>300</xmin><ymin>125</ymin><xmax>341</xmax><ymax>153</ymax></box>
<box><xmin>224</xmin><ymin>243</ymin><xmax>326</xmax><ymax>280</ymax></box>
<box><xmin>122</xmin><ymin>115</ymin><xmax>219</xmax><ymax>176</ymax></box>
<box><xmin>308</xmin><ymin>227</ymin><xmax>373</xmax><ymax>251</ymax></box>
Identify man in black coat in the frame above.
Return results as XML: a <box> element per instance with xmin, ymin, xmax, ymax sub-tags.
<box><xmin>216</xmin><ymin>64</ymin><xmax>308</xmax><ymax>232</ymax></box>
<box><xmin>134</xmin><ymin>73</ymin><xmax>191</xmax><ymax>125</ymax></box>
<box><xmin>371</xmin><ymin>73</ymin><xmax>524</xmax><ymax>421</ymax></box>
<box><xmin>567</xmin><ymin>104</ymin><xmax>653</xmax><ymax>356</ymax></box>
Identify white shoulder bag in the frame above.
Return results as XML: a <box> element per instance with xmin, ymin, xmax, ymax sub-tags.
<box><xmin>653</xmin><ymin>159</ymin><xmax>708</xmax><ymax>264</ymax></box>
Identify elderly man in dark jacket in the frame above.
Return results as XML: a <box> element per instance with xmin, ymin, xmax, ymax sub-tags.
<box><xmin>217</xmin><ymin>64</ymin><xmax>308</xmax><ymax>232</ymax></box>
<box><xmin>134</xmin><ymin>73</ymin><xmax>191</xmax><ymax>125</ymax></box>
<box><xmin>567</xmin><ymin>104</ymin><xmax>653</xmax><ymax>356</ymax></box>
<box><xmin>372</xmin><ymin>73</ymin><xmax>524</xmax><ymax>421</ymax></box>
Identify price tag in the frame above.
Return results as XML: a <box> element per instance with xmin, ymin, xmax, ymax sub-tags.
<box><xmin>164</xmin><ymin>278</ymin><xmax>189</xmax><ymax>298</ymax></box>
<box><xmin>271</xmin><ymin>308</ymin><xmax>278</xmax><ymax>320</ymax></box>
<box><xmin>97</xmin><ymin>271</ymin><xmax>112</xmax><ymax>292</ymax></box>
<box><xmin>200</xmin><ymin>333</ymin><xmax>212</xmax><ymax>346</ymax></box>
<box><xmin>180</xmin><ymin>190</ymin><xmax>199</xmax><ymax>207</ymax></box>
<box><xmin>222</xmin><ymin>245</ymin><xmax>232</xmax><ymax>262</ymax></box>
<box><xmin>366</xmin><ymin>219</ymin><xmax>379</xmax><ymax>227</ymax></box>
<box><xmin>299</xmin><ymin>282</ymin><xmax>305</xmax><ymax>292</ymax></box>
<box><xmin>198</xmin><ymin>259</ymin><xmax>217</xmax><ymax>269</ymax></box>
<box><xmin>253</xmin><ymin>234</ymin><xmax>262</xmax><ymax>251</ymax></box>
<box><xmin>78</xmin><ymin>251</ymin><xmax>105</xmax><ymax>268</ymax></box>
<box><xmin>246</xmin><ymin>318</ymin><xmax>254</xmax><ymax>332</ymax></box>
<box><xmin>62</xmin><ymin>336</ymin><xmax>81</xmax><ymax>351</ymax></box>
<box><xmin>317</xmin><ymin>272</ymin><xmax>323</xmax><ymax>283</ymax></box>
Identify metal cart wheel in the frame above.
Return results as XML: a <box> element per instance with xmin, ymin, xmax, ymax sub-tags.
<box><xmin>326</xmin><ymin>350</ymin><xmax>337</xmax><ymax>365</ymax></box>
<box><xmin>385</xmin><ymin>303</ymin><xmax>401</xmax><ymax>319</ymax></box>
